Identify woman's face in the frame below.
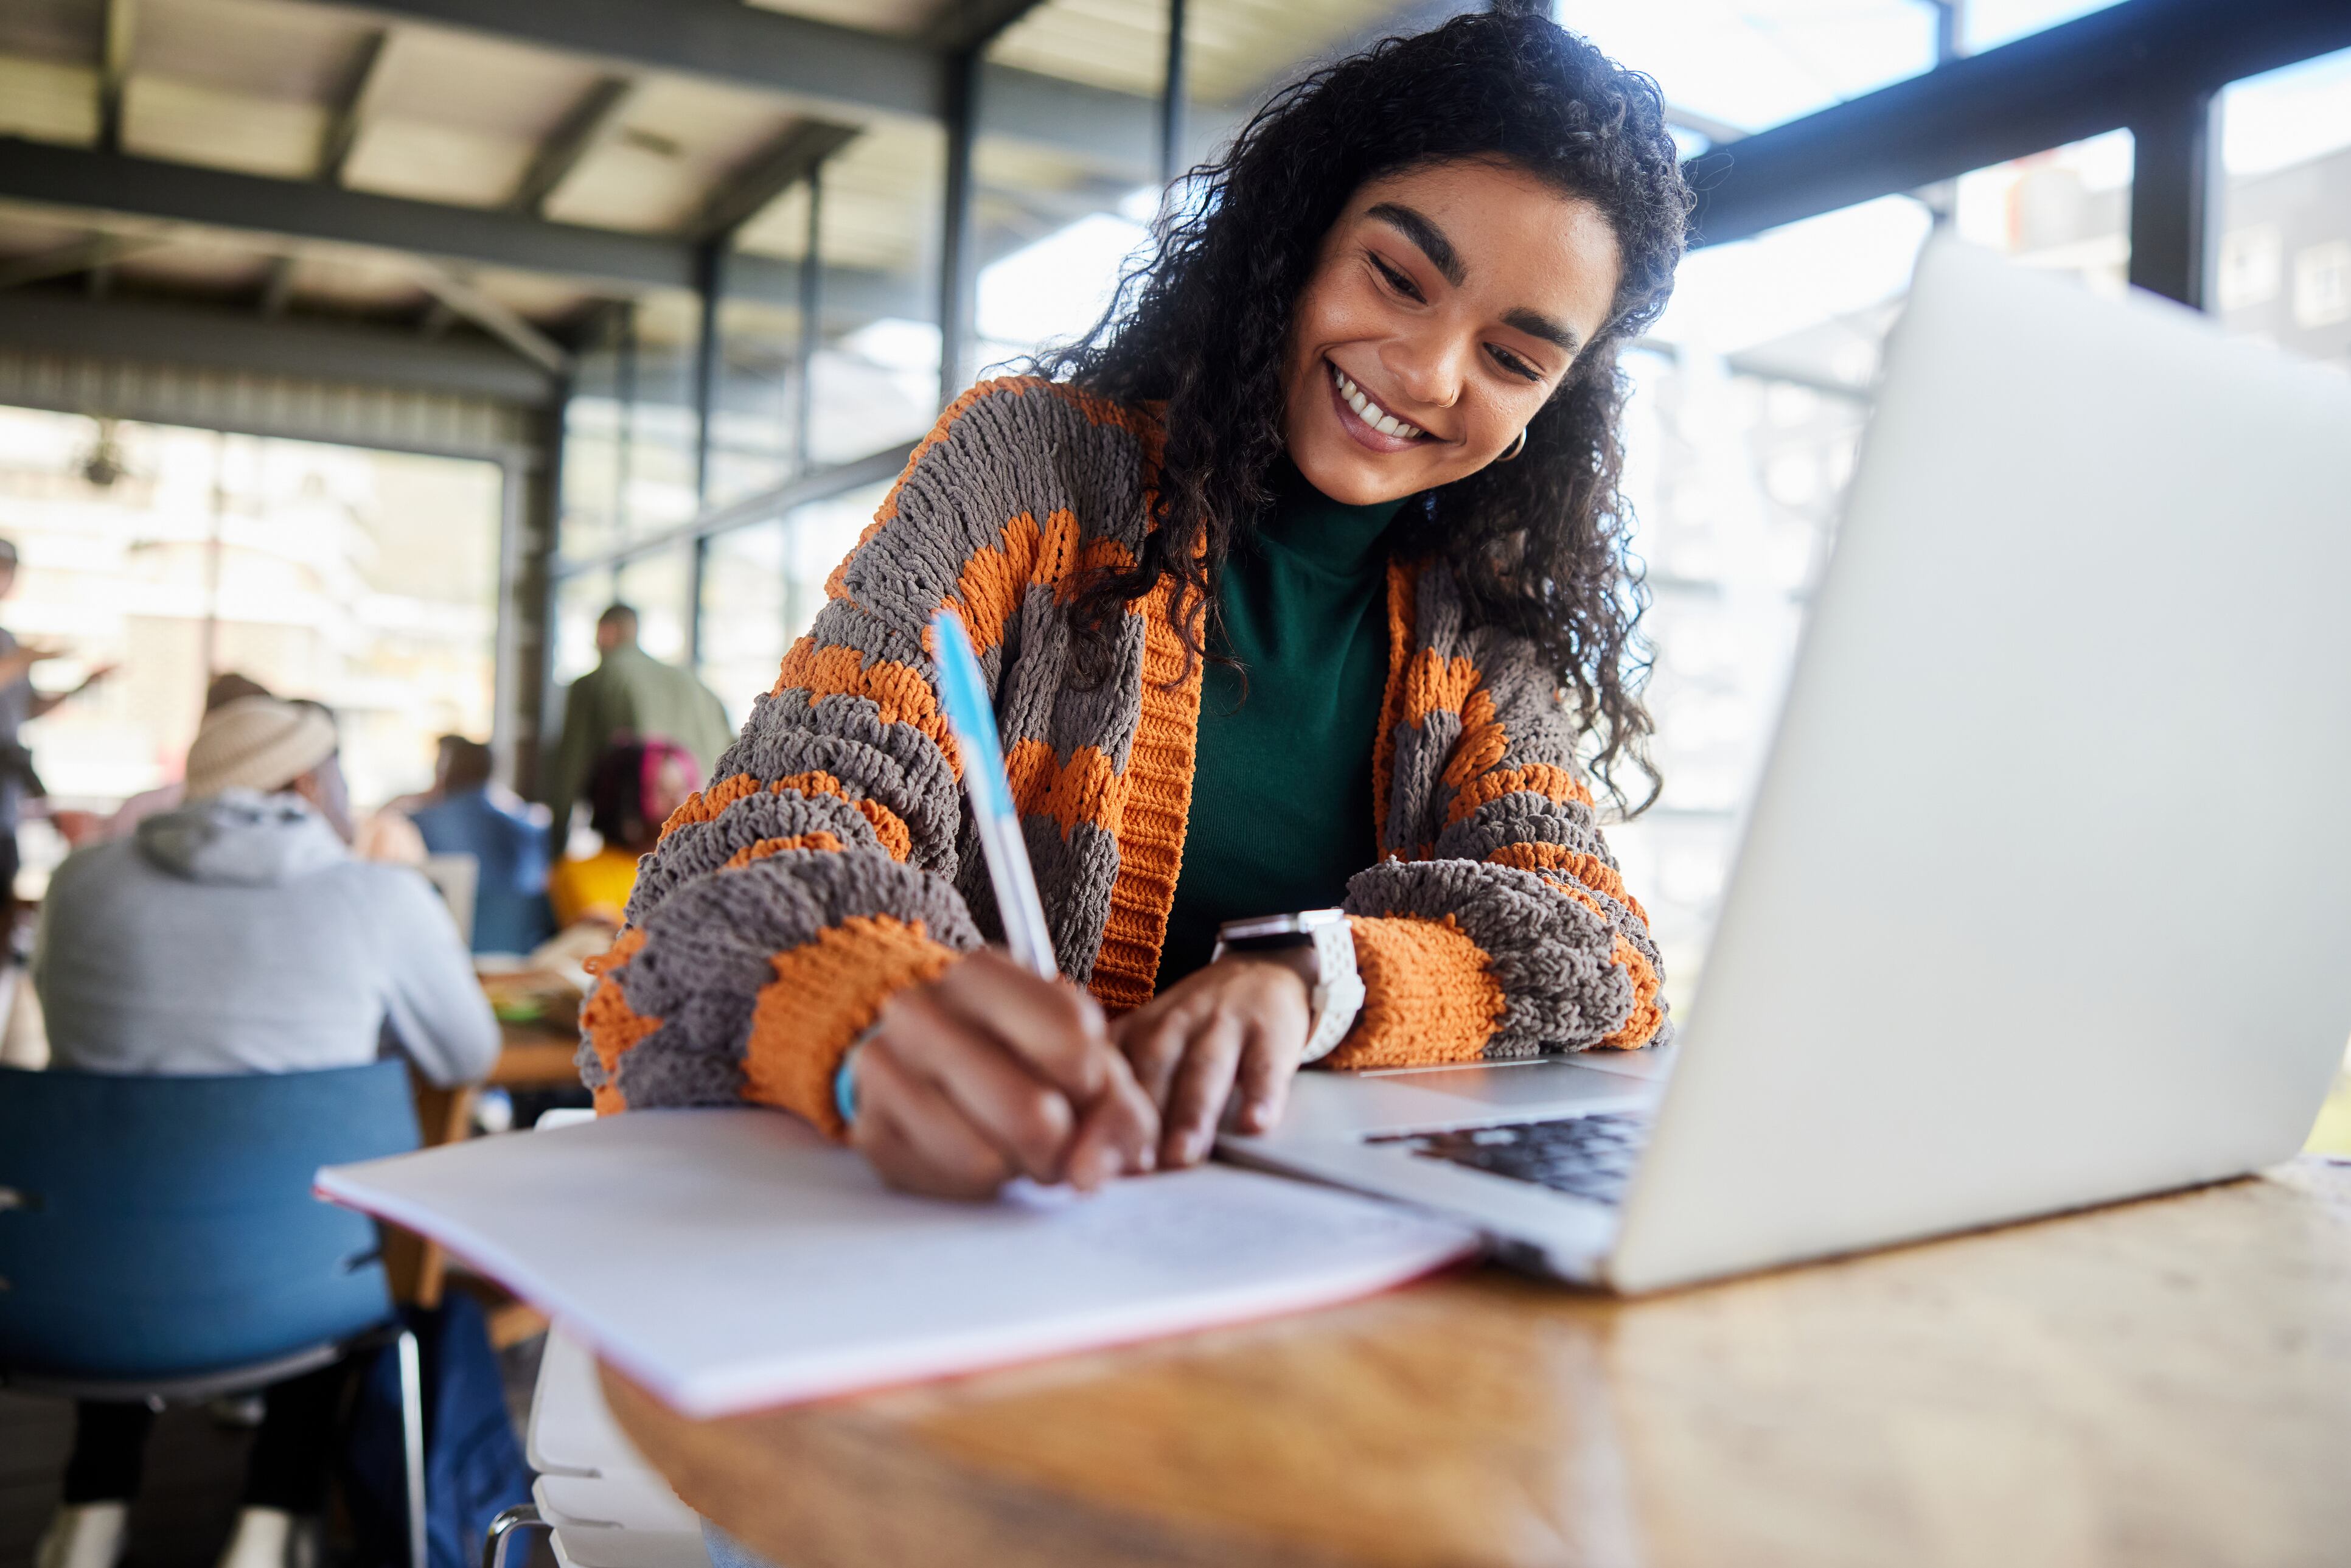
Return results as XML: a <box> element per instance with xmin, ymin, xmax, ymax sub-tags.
<box><xmin>1281</xmin><ymin>159</ymin><xmax>1623</xmax><ymax>506</ymax></box>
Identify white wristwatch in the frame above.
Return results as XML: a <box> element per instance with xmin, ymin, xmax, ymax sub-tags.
<box><xmin>1211</xmin><ymin>908</ymin><xmax>1364</xmax><ymax>1065</ymax></box>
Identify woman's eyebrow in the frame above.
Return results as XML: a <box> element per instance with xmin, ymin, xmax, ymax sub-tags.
<box><xmin>1365</xmin><ymin>201</ymin><xmax>1464</xmax><ymax>287</ymax></box>
<box><xmin>1503</xmin><ymin>306</ymin><xmax>1581</xmax><ymax>355</ymax></box>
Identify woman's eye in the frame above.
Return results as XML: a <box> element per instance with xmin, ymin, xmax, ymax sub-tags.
<box><xmin>1488</xmin><ymin>345</ymin><xmax>1542</xmax><ymax>382</ymax></box>
<box><xmin>1370</xmin><ymin>254</ymin><xmax>1423</xmax><ymax>302</ymax></box>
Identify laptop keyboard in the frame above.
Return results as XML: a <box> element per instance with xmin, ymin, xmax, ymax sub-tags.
<box><xmin>1370</xmin><ymin>1111</ymin><xmax>1653</xmax><ymax>1207</ymax></box>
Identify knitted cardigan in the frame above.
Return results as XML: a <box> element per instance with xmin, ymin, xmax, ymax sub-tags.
<box><xmin>579</xmin><ymin>377</ymin><xmax>1671</xmax><ymax>1135</ymax></box>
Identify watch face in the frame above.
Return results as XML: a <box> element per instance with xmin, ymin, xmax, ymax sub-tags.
<box><xmin>1217</xmin><ymin>908</ymin><xmax>1345</xmax><ymax>943</ymax></box>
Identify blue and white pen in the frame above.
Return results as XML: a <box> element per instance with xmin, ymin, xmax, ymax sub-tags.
<box><xmin>928</xmin><ymin>607</ymin><xmax>1059</xmax><ymax>980</ymax></box>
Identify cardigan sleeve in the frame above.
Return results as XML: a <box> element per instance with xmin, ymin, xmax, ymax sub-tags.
<box><xmin>1328</xmin><ymin>587</ymin><xmax>1670</xmax><ymax>1068</ymax></box>
<box><xmin>575</xmin><ymin>387</ymin><xmax>1037</xmax><ymax>1134</ymax></box>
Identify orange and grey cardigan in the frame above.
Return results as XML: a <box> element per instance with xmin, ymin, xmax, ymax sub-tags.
<box><xmin>579</xmin><ymin>377</ymin><xmax>1670</xmax><ymax>1135</ymax></box>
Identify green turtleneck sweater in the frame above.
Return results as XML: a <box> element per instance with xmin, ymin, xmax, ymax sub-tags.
<box><xmin>1155</xmin><ymin>463</ymin><xmax>1405</xmax><ymax>989</ymax></box>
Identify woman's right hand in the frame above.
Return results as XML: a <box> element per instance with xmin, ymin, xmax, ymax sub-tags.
<box><xmin>848</xmin><ymin>949</ymin><xmax>1161</xmax><ymax>1200</ymax></box>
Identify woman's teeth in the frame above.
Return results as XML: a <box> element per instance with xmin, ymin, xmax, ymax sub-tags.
<box><xmin>1331</xmin><ymin>363</ymin><xmax>1424</xmax><ymax>441</ymax></box>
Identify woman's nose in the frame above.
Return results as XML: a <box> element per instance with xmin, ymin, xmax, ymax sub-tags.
<box><xmin>1382</xmin><ymin>327</ymin><xmax>1472</xmax><ymax>412</ymax></box>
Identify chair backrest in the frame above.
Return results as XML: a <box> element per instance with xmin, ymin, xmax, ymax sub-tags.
<box><xmin>0</xmin><ymin>1059</ymin><xmax>420</xmax><ymax>1382</ymax></box>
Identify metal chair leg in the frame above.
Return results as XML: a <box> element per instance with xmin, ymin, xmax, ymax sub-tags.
<box><xmin>397</xmin><ymin>1326</ymin><xmax>428</xmax><ymax>1568</ymax></box>
<box><xmin>482</xmin><ymin>1504</ymin><xmax>551</xmax><ymax>1568</ymax></box>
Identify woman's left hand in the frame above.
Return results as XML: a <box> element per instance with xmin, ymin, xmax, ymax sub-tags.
<box><xmin>1111</xmin><ymin>955</ymin><xmax>1312</xmax><ymax>1169</ymax></box>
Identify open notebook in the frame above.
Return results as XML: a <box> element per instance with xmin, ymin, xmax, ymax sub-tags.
<box><xmin>317</xmin><ymin>1107</ymin><xmax>1477</xmax><ymax>1418</ymax></box>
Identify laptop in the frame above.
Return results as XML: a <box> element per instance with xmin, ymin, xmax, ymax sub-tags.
<box><xmin>1220</xmin><ymin>237</ymin><xmax>2351</xmax><ymax>1293</ymax></box>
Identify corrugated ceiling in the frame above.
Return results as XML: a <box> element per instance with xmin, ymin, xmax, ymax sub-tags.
<box><xmin>0</xmin><ymin>0</ymin><xmax>1411</xmax><ymax>352</ymax></box>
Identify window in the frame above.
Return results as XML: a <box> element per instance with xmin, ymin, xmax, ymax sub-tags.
<box><xmin>697</xmin><ymin>521</ymin><xmax>790</xmax><ymax>722</ymax></box>
<box><xmin>1961</xmin><ymin>0</ymin><xmax>2123</xmax><ymax>54</ymax></box>
<box><xmin>0</xmin><ymin>406</ymin><xmax>501</xmax><ymax>830</ymax></box>
<box><xmin>2217</xmin><ymin>47</ymin><xmax>2351</xmax><ymax>365</ymax></box>
<box><xmin>1558</xmin><ymin>0</ymin><xmax>1938</xmax><ymax>144</ymax></box>
<box><xmin>1609</xmin><ymin>132</ymin><xmax>2131</xmax><ymax>1006</ymax></box>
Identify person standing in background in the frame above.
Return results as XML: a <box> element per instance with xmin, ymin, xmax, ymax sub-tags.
<box><xmin>542</xmin><ymin>604</ymin><xmax>730</xmax><ymax>843</ymax></box>
<box><xmin>0</xmin><ymin>535</ymin><xmax>114</xmax><ymax>913</ymax></box>
<box><xmin>409</xmin><ymin>734</ymin><xmax>554</xmax><ymax>955</ymax></box>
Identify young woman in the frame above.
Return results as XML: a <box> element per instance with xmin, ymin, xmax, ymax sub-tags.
<box><xmin>548</xmin><ymin>736</ymin><xmax>700</xmax><ymax>928</ymax></box>
<box><xmin>580</xmin><ymin>9</ymin><xmax>1691</xmax><ymax>1200</ymax></box>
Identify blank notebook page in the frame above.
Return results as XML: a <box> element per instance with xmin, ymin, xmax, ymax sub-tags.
<box><xmin>318</xmin><ymin>1107</ymin><xmax>1476</xmax><ymax>1417</ymax></box>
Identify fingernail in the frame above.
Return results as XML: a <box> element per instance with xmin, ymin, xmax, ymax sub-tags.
<box><xmin>1133</xmin><ymin>1143</ymin><xmax>1157</xmax><ymax>1173</ymax></box>
<box><xmin>1243</xmin><ymin>1100</ymin><xmax>1269</xmax><ymax>1131</ymax></box>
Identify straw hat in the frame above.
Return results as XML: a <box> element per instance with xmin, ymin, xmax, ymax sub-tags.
<box><xmin>184</xmin><ymin>696</ymin><xmax>338</xmax><ymax>799</ymax></box>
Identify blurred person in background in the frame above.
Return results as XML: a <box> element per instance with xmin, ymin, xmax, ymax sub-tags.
<box><xmin>30</xmin><ymin>694</ymin><xmax>498</xmax><ymax>1568</ymax></box>
<box><xmin>409</xmin><ymin>734</ymin><xmax>554</xmax><ymax>955</ymax></box>
<box><xmin>0</xmin><ymin>534</ymin><xmax>115</xmax><ymax>912</ymax></box>
<box><xmin>99</xmin><ymin>672</ymin><xmax>273</xmax><ymax>842</ymax></box>
<box><xmin>542</xmin><ymin>603</ymin><xmax>729</xmax><ymax>842</ymax></box>
<box><xmin>546</xmin><ymin>736</ymin><xmax>697</xmax><ymax>930</ymax></box>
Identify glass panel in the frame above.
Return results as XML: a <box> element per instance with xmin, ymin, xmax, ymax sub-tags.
<box><xmin>551</xmin><ymin>572</ymin><xmax>610</xmax><ymax>691</ymax></box>
<box><xmin>1609</xmin><ymin>131</ymin><xmax>2130</xmax><ymax>1006</ymax></box>
<box><xmin>561</xmin><ymin>310</ymin><xmax>625</xmax><ymax>565</ymax></box>
<box><xmin>1963</xmin><ymin>0</ymin><xmax>2123</xmax><ymax>55</ymax></box>
<box><xmin>614</xmin><ymin>545</ymin><xmax>695</xmax><ymax>669</ymax></box>
<box><xmin>2217</xmin><ymin>47</ymin><xmax>2351</xmax><ymax>367</ymax></box>
<box><xmin>630</xmin><ymin>294</ymin><xmax>705</xmax><ymax>536</ymax></box>
<box><xmin>1950</xmin><ymin>128</ymin><xmax>2134</xmax><ymax>298</ymax></box>
<box><xmin>975</xmin><ymin>10</ymin><xmax>1162</xmax><ymax>377</ymax></box>
<box><xmin>709</xmin><ymin>294</ymin><xmax>798</xmax><ymax>509</ymax></box>
<box><xmin>1559</xmin><ymin>1</ymin><xmax>1938</xmax><ymax>143</ymax></box>
<box><xmin>0</xmin><ymin>406</ymin><xmax>500</xmax><ymax>865</ymax></box>
<box><xmin>698</xmin><ymin>520</ymin><xmax>790</xmax><ymax>721</ymax></box>
<box><xmin>733</xmin><ymin>118</ymin><xmax>947</xmax><ymax>464</ymax></box>
<box><xmin>692</xmin><ymin>478</ymin><xmax>896</xmax><ymax>736</ymax></box>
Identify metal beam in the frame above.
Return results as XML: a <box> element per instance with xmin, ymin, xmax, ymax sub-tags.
<box><xmin>318</xmin><ymin>30</ymin><xmax>393</xmax><ymax>183</ymax></box>
<box><xmin>0</xmin><ymin>134</ymin><xmax>698</xmax><ymax>292</ymax></box>
<box><xmin>0</xmin><ymin>138</ymin><xmax>932</xmax><ymax>321</ymax></box>
<box><xmin>688</xmin><ymin>119</ymin><xmax>860</xmax><ymax>245</ymax></box>
<box><xmin>0</xmin><ymin>287</ymin><xmax>559</xmax><ymax>403</ymax></box>
<box><xmin>408</xmin><ymin>263</ymin><xmax>574</xmax><ymax>373</ymax></box>
<box><xmin>554</xmin><ymin>437</ymin><xmax>918</xmax><ymax>579</ymax></box>
<box><xmin>509</xmin><ymin>75</ymin><xmax>635</xmax><ymax>215</ymax></box>
<box><xmin>2127</xmin><ymin>87</ymin><xmax>2219</xmax><ymax>309</ymax></box>
<box><xmin>97</xmin><ymin>0</ymin><xmax>135</xmax><ymax>155</ymax></box>
<box><xmin>939</xmin><ymin>46</ymin><xmax>980</xmax><ymax>407</ymax></box>
<box><xmin>296</xmin><ymin>0</ymin><xmax>1179</xmax><ymax>183</ymax></box>
<box><xmin>922</xmin><ymin>0</ymin><xmax>1054</xmax><ymax>55</ymax></box>
<box><xmin>1684</xmin><ymin>0</ymin><xmax>2351</xmax><ymax>250</ymax></box>
<box><xmin>1161</xmin><ymin>0</ymin><xmax>1189</xmax><ymax>186</ymax></box>
<box><xmin>795</xmin><ymin>164</ymin><xmax>822</xmax><ymax>473</ymax></box>
<box><xmin>258</xmin><ymin>254</ymin><xmax>296</xmax><ymax>315</ymax></box>
<box><xmin>0</xmin><ymin>232</ymin><xmax>163</xmax><ymax>289</ymax></box>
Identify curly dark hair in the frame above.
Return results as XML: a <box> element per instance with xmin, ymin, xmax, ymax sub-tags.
<box><xmin>1031</xmin><ymin>5</ymin><xmax>1691</xmax><ymax>812</ymax></box>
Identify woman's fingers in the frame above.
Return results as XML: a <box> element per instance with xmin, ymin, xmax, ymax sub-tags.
<box><xmin>1062</xmin><ymin>1051</ymin><xmax>1160</xmax><ymax>1191</ymax></box>
<box><xmin>851</xmin><ymin>1042</ymin><xmax>1017</xmax><ymax>1199</ymax></box>
<box><xmin>1231</xmin><ymin>1016</ymin><xmax>1303</xmax><ymax>1135</ymax></box>
<box><xmin>934</xmin><ymin>949</ymin><xmax>1112</xmax><ymax>1100</ymax></box>
<box><xmin>1117</xmin><ymin>1001</ymin><xmax>1196</xmax><ymax>1109</ymax></box>
<box><xmin>1161</xmin><ymin>1009</ymin><xmax>1247</xmax><ymax>1168</ymax></box>
<box><xmin>880</xmin><ymin>983</ymin><xmax>1077</xmax><ymax>1182</ymax></box>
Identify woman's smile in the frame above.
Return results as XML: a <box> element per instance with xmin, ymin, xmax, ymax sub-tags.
<box><xmin>1326</xmin><ymin>358</ymin><xmax>1433</xmax><ymax>452</ymax></box>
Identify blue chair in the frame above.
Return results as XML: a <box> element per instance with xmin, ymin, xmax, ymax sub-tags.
<box><xmin>0</xmin><ymin>1059</ymin><xmax>429</xmax><ymax>1568</ymax></box>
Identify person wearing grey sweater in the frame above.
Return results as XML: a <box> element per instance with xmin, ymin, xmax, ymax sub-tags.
<box><xmin>28</xmin><ymin>696</ymin><xmax>498</xmax><ymax>1568</ymax></box>
<box><xmin>34</xmin><ymin>786</ymin><xmax>499</xmax><ymax>1085</ymax></box>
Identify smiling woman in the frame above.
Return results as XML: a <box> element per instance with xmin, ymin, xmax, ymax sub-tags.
<box><xmin>578</xmin><ymin>6</ymin><xmax>1693</xmax><ymax>1204</ymax></box>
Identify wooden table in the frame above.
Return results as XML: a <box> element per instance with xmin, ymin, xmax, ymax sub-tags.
<box><xmin>604</xmin><ymin>1157</ymin><xmax>2351</xmax><ymax>1568</ymax></box>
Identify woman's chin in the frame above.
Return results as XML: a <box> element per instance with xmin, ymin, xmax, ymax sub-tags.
<box><xmin>1290</xmin><ymin>435</ymin><xmax>1435</xmax><ymax>506</ymax></box>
